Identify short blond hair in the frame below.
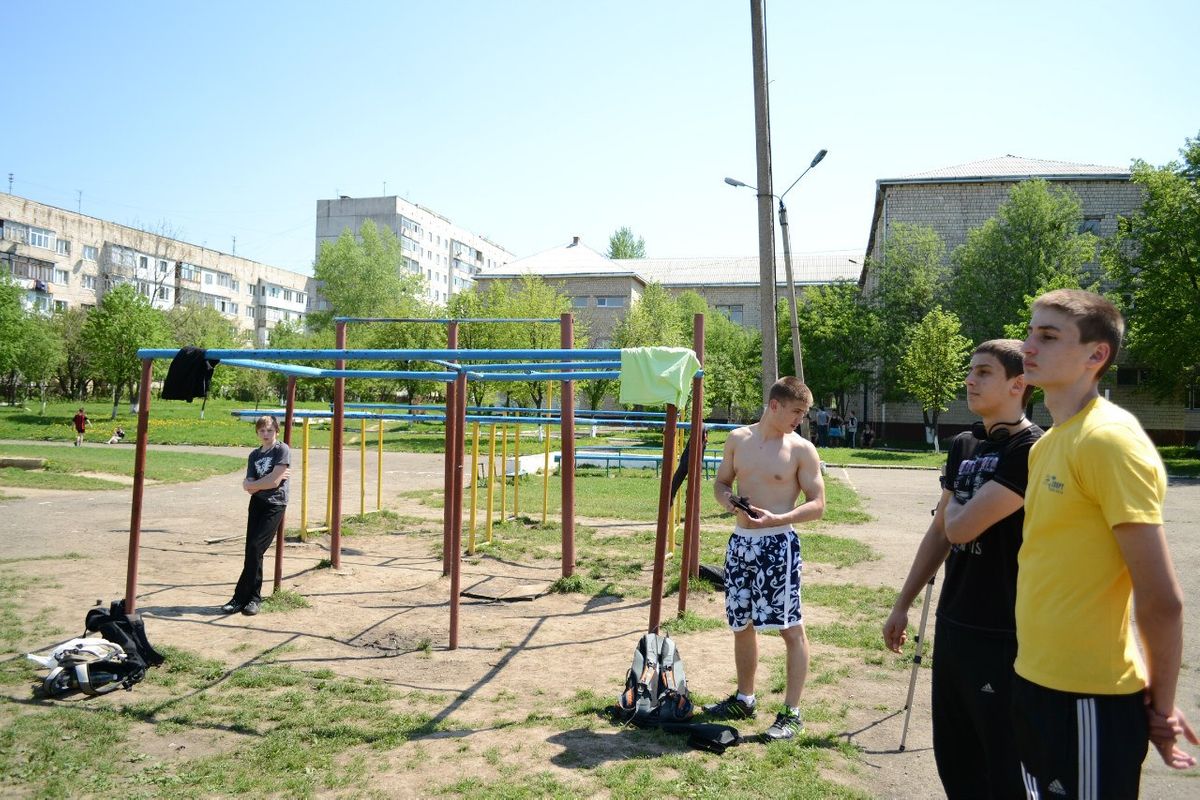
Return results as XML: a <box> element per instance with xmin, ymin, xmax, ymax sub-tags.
<box><xmin>769</xmin><ymin>376</ymin><xmax>813</xmax><ymax>407</ymax></box>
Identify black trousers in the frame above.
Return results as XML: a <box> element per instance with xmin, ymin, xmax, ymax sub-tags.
<box><xmin>233</xmin><ymin>497</ymin><xmax>285</xmax><ymax>605</ymax></box>
<box><xmin>931</xmin><ymin>620</ymin><xmax>1024</xmax><ymax>800</ymax></box>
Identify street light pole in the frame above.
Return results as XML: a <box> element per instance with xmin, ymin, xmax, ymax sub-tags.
<box><xmin>726</xmin><ymin>147</ymin><xmax>827</xmax><ymax>385</ymax></box>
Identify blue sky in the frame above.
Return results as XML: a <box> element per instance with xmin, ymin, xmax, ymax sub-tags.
<box><xmin>6</xmin><ymin>1</ymin><xmax>1197</xmax><ymax>275</ymax></box>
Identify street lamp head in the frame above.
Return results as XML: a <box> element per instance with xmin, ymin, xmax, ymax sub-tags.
<box><xmin>810</xmin><ymin>149</ymin><xmax>828</xmax><ymax>169</ymax></box>
<box><xmin>724</xmin><ymin>177</ymin><xmax>752</xmax><ymax>189</ymax></box>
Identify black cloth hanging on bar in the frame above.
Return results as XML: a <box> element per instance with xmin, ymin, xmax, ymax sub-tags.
<box><xmin>670</xmin><ymin>428</ymin><xmax>708</xmax><ymax>503</ymax></box>
<box><xmin>161</xmin><ymin>346</ymin><xmax>220</xmax><ymax>402</ymax></box>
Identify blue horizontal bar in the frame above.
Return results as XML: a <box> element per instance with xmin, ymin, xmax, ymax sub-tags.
<box><xmin>138</xmin><ymin>348</ymin><xmax>623</xmax><ymax>361</ymax></box>
<box><xmin>229</xmin><ymin>407</ymin><xmax>738</xmax><ymax>431</ymax></box>
<box><xmin>220</xmin><ymin>359</ymin><xmax>456</xmax><ymax>382</ymax></box>
<box><xmin>465</xmin><ymin>361</ymin><xmax>623</xmax><ymax>372</ymax></box>
<box><xmin>468</xmin><ymin>371</ymin><xmax>623</xmax><ymax>381</ymax></box>
<box><xmin>334</xmin><ymin>317</ymin><xmax>561</xmax><ymax>324</ymax></box>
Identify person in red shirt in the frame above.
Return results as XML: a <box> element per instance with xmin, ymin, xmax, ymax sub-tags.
<box><xmin>72</xmin><ymin>408</ymin><xmax>88</xmax><ymax>447</ymax></box>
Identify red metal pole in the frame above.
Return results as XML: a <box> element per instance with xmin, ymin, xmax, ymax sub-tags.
<box><xmin>124</xmin><ymin>358</ymin><xmax>154</xmax><ymax>613</ymax></box>
<box><xmin>273</xmin><ymin>376</ymin><xmax>297</xmax><ymax>593</ymax></box>
<box><xmin>559</xmin><ymin>313</ymin><xmax>576</xmax><ymax>577</ymax></box>
<box><xmin>449</xmin><ymin>370</ymin><xmax>467</xmax><ymax>650</ymax></box>
<box><xmin>648</xmin><ymin>404</ymin><xmax>679</xmax><ymax>632</ymax></box>
<box><xmin>679</xmin><ymin>314</ymin><xmax>706</xmax><ymax>614</ymax></box>
<box><xmin>331</xmin><ymin>322</ymin><xmax>346</xmax><ymax>570</ymax></box>
<box><xmin>443</xmin><ymin>321</ymin><xmax>459</xmax><ymax>577</ymax></box>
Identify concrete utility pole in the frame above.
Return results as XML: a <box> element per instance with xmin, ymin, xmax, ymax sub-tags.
<box><xmin>750</xmin><ymin>0</ymin><xmax>777</xmax><ymax>406</ymax></box>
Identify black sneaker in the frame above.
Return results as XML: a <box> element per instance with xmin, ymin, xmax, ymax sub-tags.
<box><xmin>242</xmin><ymin>600</ymin><xmax>261</xmax><ymax>616</ymax></box>
<box><xmin>219</xmin><ymin>600</ymin><xmax>243</xmax><ymax>614</ymax></box>
<box><xmin>703</xmin><ymin>694</ymin><xmax>757</xmax><ymax>720</ymax></box>
<box><xmin>764</xmin><ymin>709</ymin><xmax>804</xmax><ymax>740</ymax></box>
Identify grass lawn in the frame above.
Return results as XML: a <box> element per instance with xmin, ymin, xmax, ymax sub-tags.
<box><xmin>0</xmin><ymin>443</ymin><xmax>245</xmax><ymax>491</ymax></box>
<box><xmin>1159</xmin><ymin>445</ymin><xmax>1200</xmax><ymax>478</ymax></box>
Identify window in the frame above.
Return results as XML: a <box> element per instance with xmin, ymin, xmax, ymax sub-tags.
<box><xmin>158</xmin><ymin>259</ymin><xmax>169</xmax><ymax>273</ymax></box>
<box><xmin>56</xmin><ymin>239</ymin><xmax>71</xmax><ymax>256</ymax></box>
<box><xmin>231</xmin><ymin>279</ymin><xmax>239</xmax><ymax>292</ymax></box>
<box><xmin>54</xmin><ymin>269</ymin><xmax>69</xmax><ymax>284</ymax></box>
<box><xmin>1116</xmin><ymin>367</ymin><xmax>1151</xmax><ymax>387</ymax></box>
<box><xmin>283</xmin><ymin>289</ymin><xmax>293</xmax><ymax>302</ymax></box>
<box><xmin>572</xmin><ymin>296</ymin><xmax>589</xmax><ymax>308</ymax></box>
<box><xmin>268</xmin><ymin>286</ymin><xmax>280</xmax><ymax>298</ymax></box>
<box><xmin>247</xmin><ymin>284</ymin><xmax>255</xmax><ymax>296</ymax></box>
<box><xmin>83</xmin><ymin>275</ymin><xmax>96</xmax><ymax>290</ymax></box>
<box><xmin>204</xmin><ymin>272</ymin><xmax>213</xmax><ymax>285</ymax></box>
<box><xmin>1079</xmin><ymin>216</ymin><xmax>1103</xmax><ymax>236</ymax></box>
<box><xmin>245</xmin><ymin>306</ymin><xmax>255</xmax><ymax>318</ymax></box>
<box><xmin>1189</xmin><ymin>377</ymin><xmax>1200</xmax><ymax>411</ymax></box>
<box><xmin>83</xmin><ymin>245</ymin><xmax>98</xmax><ymax>261</ymax></box>
<box><xmin>54</xmin><ymin>300</ymin><xmax>68</xmax><ymax>311</ymax></box>
<box><xmin>217</xmin><ymin>273</ymin><xmax>232</xmax><ymax>288</ymax></box>
<box><xmin>139</xmin><ymin>255</ymin><xmax>149</xmax><ymax>270</ymax></box>
<box><xmin>179</xmin><ymin>263</ymin><xmax>198</xmax><ymax>281</ymax></box>
<box><xmin>2</xmin><ymin>252</ymin><xmax>55</xmax><ymax>282</ymax></box>
<box><xmin>297</xmin><ymin>292</ymin><xmax>305</xmax><ymax>305</ymax></box>
<box><xmin>28</xmin><ymin>227</ymin><xmax>53</xmax><ymax>249</ymax></box>
<box><xmin>716</xmin><ymin>304</ymin><xmax>744</xmax><ymax>325</ymax></box>
<box><xmin>595</xmin><ymin>296</ymin><xmax>625</xmax><ymax>308</ymax></box>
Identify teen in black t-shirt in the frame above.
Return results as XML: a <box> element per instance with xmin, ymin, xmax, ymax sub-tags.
<box><xmin>883</xmin><ymin>340</ymin><xmax>1041</xmax><ymax>800</ymax></box>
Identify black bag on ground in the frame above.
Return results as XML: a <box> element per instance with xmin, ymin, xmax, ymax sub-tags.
<box><xmin>616</xmin><ymin>631</ymin><xmax>693</xmax><ymax>725</ymax></box>
<box><xmin>74</xmin><ymin>600</ymin><xmax>165</xmax><ymax>694</ymax></box>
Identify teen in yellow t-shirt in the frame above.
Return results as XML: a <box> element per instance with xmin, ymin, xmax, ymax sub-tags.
<box><xmin>1015</xmin><ymin>290</ymin><xmax>1195</xmax><ymax>798</ymax></box>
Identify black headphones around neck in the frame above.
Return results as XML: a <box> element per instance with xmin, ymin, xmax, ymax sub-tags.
<box><xmin>971</xmin><ymin>416</ymin><xmax>1026</xmax><ymax>443</ymax></box>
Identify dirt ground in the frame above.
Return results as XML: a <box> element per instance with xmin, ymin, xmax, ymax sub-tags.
<box><xmin>1</xmin><ymin>441</ymin><xmax>1197</xmax><ymax>798</ymax></box>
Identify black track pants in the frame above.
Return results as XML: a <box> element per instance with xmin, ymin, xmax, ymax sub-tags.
<box><xmin>233</xmin><ymin>497</ymin><xmax>284</xmax><ymax>605</ymax></box>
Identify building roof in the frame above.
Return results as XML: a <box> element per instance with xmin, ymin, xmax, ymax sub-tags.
<box><xmin>628</xmin><ymin>252</ymin><xmax>862</xmax><ymax>286</ymax></box>
<box><xmin>475</xmin><ymin>238</ymin><xmax>863</xmax><ymax>289</ymax></box>
<box><xmin>886</xmin><ymin>154</ymin><xmax>1130</xmax><ymax>183</ymax></box>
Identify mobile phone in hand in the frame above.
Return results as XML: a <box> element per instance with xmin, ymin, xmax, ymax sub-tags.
<box><xmin>730</xmin><ymin>494</ymin><xmax>761</xmax><ymax>519</ymax></box>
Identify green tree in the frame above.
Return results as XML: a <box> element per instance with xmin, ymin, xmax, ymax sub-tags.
<box><xmin>0</xmin><ymin>276</ymin><xmax>25</xmax><ymax>401</ymax></box>
<box><xmin>311</xmin><ymin>220</ymin><xmax>422</xmax><ymax>327</ymax></box>
<box><xmin>1103</xmin><ymin>132</ymin><xmax>1200</xmax><ymax>401</ymax></box>
<box><xmin>83</xmin><ymin>283</ymin><xmax>171</xmax><ymax>419</ymax></box>
<box><xmin>50</xmin><ymin>308</ymin><xmax>91</xmax><ymax>400</ymax></box>
<box><xmin>612</xmin><ymin>284</ymin><xmax>686</xmax><ymax>349</ymax></box>
<box><xmin>866</xmin><ymin>223</ymin><xmax>947</xmax><ymax>400</ymax></box>
<box><xmin>899</xmin><ymin>307</ymin><xmax>971</xmax><ymax>452</ymax></box>
<box><xmin>499</xmin><ymin>275</ymin><xmax>580</xmax><ymax>410</ymax></box>
<box><xmin>790</xmin><ymin>283</ymin><xmax>877</xmax><ymax>413</ymax></box>
<box><xmin>607</xmin><ymin>226</ymin><xmax>646</xmax><ymax>259</ymax></box>
<box><xmin>16</xmin><ymin>314</ymin><xmax>64</xmax><ymax>414</ymax></box>
<box><xmin>677</xmin><ymin>292</ymin><xmax>758</xmax><ymax>421</ymax></box>
<box><xmin>949</xmin><ymin>179</ymin><xmax>1097</xmax><ymax>344</ymax></box>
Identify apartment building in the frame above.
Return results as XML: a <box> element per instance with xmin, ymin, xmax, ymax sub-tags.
<box><xmin>315</xmin><ymin>195</ymin><xmax>513</xmax><ymax>307</ymax></box>
<box><xmin>1</xmin><ymin>194</ymin><xmax>313</xmax><ymax>344</ymax></box>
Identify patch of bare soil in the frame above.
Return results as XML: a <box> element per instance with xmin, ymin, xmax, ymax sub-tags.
<box><xmin>1</xmin><ymin>450</ymin><xmax>1196</xmax><ymax>798</ymax></box>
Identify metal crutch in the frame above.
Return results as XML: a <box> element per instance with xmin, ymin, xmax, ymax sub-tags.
<box><xmin>899</xmin><ymin>573</ymin><xmax>936</xmax><ymax>751</ymax></box>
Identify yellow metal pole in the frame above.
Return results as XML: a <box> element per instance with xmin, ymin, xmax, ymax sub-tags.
<box><xmin>300</xmin><ymin>417</ymin><xmax>310</xmax><ymax>535</ymax></box>
<box><xmin>485</xmin><ymin>424</ymin><xmax>497</xmax><ymax>544</ymax></box>
<box><xmin>360</xmin><ymin>419</ymin><xmax>366</xmax><ymax>517</ymax></box>
<box><xmin>468</xmin><ymin>422</ymin><xmax>480</xmax><ymax>554</ymax></box>
<box><xmin>325</xmin><ymin>431</ymin><xmax>333</xmax><ymax>529</ymax></box>
<box><xmin>542</xmin><ymin>421</ymin><xmax>551</xmax><ymax>525</ymax></box>
<box><xmin>513</xmin><ymin>422</ymin><xmax>521</xmax><ymax>519</ymax></box>
<box><xmin>377</xmin><ymin>416</ymin><xmax>383</xmax><ymax>511</ymax></box>
<box><xmin>499</xmin><ymin>424</ymin><xmax>508</xmax><ymax>522</ymax></box>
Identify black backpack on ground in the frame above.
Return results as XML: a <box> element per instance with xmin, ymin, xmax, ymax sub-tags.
<box><xmin>39</xmin><ymin>600</ymin><xmax>165</xmax><ymax>698</ymax></box>
<box><xmin>616</xmin><ymin>631</ymin><xmax>694</xmax><ymax>725</ymax></box>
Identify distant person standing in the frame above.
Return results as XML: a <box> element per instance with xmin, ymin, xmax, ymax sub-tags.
<box><xmin>846</xmin><ymin>412</ymin><xmax>858</xmax><ymax>448</ymax></box>
<box><xmin>71</xmin><ymin>407</ymin><xmax>88</xmax><ymax>446</ymax></box>
<box><xmin>221</xmin><ymin>415</ymin><xmax>290</xmax><ymax>617</ymax></box>
<box><xmin>861</xmin><ymin>423</ymin><xmax>875</xmax><ymax>448</ymax></box>
<box><xmin>815</xmin><ymin>407</ymin><xmax>830</xmax><ymax>447</ymax></box>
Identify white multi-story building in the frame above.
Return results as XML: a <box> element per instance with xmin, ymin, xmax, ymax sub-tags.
<box><xmin>1</xmin><ymin>194</ymin><xmax>314</xmax><ymax>344</ymax></box>
<box><xmin>315</xmin><ymin>195</ymin><xmax>513</xmax><ymax>306</ymax></box>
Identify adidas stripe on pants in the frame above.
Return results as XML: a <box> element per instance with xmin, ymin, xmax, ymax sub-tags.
<box><xmin>1011</xmin><ymin>675</ymin><xmax>1148</xmax><ymax>799</ymax></box>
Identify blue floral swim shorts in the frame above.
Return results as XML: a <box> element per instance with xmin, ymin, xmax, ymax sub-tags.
<box><xmin>723</xmin><ymin>526</ymin><xmax>804</xmax><ymax>631</ymax></box>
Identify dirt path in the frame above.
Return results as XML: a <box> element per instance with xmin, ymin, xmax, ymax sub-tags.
<box><xmin>1</xmin><ymin>452</ymin><xmax>1196</xmax><ymax>798</ymax></box>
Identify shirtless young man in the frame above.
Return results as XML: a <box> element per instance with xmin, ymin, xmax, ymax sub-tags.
<box><xmin>705</xmin><ymin>376</ymin><xmax>826</xmax><ymax>739</ymax></box>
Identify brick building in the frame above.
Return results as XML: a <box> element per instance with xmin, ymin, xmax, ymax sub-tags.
<box><xmin>859</xmin><ymin>155</ymin><xmax>1197</xmax><ymax>445</ymax></box>
<box><xmin>474</xmin><ymin>236</ymin><xmax>860</xmax><ymax>345</ymax></box>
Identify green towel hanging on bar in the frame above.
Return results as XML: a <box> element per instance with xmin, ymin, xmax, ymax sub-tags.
<box><xmin>618</xmin><ymin>347</ymin><xmax>701</xmax><ymax>408</ymax></box>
